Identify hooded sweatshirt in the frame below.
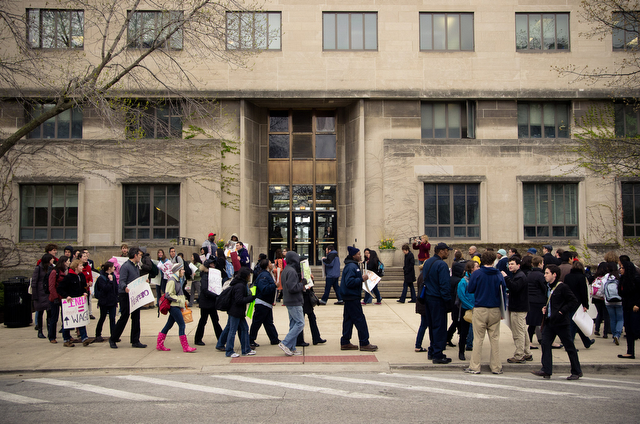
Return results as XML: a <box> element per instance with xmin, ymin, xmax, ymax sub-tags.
<box><xmin>467</xmin><ymin>266</ymin><xmax>507</xmax><ymax>308</ymax></box>
<box><xmin>282</xmin><ymin>251</ymin><xmax>304</xmax><ymax>306</ymax></box>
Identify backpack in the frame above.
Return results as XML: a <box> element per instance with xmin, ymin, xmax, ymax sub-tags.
<box><xmin>215</xmin><ymin>282</ymin><xmax>233</xmax><ymax>311</ymax></box>
<box><xmin>93</xmin><ymin>276</ymin><xmax>101</xmax><ymax>300</ymax></box>
<box><xmin>158</xmin><ymin>294</ymin><xmax>171</xmax><ymax>316</ymax></box>
<box><xmin>378</xmin><ymin>261</ymin><xmax>385</xmax><ymax>277</ymax></box>
<box><xmin>591</xmin><ymin>277</ymin><xmax>605</xmax><ymax>299</ymax></box>
<box><xmin>604</xmin><ymin>276</ymin><xmax>622</xmax><ymax>302</ymax></box>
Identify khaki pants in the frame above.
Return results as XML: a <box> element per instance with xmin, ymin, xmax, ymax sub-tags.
<box><xmin>469</xmin><ymin>307</ymin><xmax>502</xmax><ymax>373</ymax></box>
<box><xmin>510</xmin><ymin>311</ymin><xmax>531</xmax><ymax>360</ymax></box>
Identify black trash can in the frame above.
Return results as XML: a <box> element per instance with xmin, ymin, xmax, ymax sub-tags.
<box><xmin>2</xmin><ymin>277</ymin><xmax>32</xmax><ymax>328</ymax></box>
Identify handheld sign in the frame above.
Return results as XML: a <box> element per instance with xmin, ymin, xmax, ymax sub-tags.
<box><xmin>61</xmin><ymin>296</ymin><xmax>90</xmax><ymax>329</ymax></box>
<box><xmin>208</xmin><ymin>268</ymin><xmax>223</xmax><ymax>295</ymax></box>
<box><xmin>128</xmin><ymin>276</ymin><xmax>154</xmax><ymax>313</ymax></box>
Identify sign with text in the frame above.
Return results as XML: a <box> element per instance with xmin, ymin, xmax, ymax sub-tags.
<box><xmin>128</xmin><ymin>276</ymin><xmax>154</xmax><ymax>313</ymax></box>
<box><xmin>208</xmin><ymin>268</ymin><xmax>223</xmax><ymax>295</ymax></box>
<box><xmin>301</xmin><ymin>259</ymin><xmax>312</xmax><ymax>282</ymax></box>
<box><xmin>61</xmin><ymin>296</ymin><xmax>89</xmax><ymax>329</ymax></box>
<box><xmin>362</xmin><ymin>270</ymin><xmax>381</xmax><ymax>298</ymax></box>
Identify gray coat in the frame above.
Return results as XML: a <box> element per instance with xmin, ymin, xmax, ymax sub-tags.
<box><xmin>282</xmin><ymin>251</ymin><xmax>304</xmax><ymax>307</ymax></box>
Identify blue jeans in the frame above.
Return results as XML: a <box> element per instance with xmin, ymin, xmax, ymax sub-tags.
<box><xmin>226</xmin><ymin>315</ymin><xmax>250</xmax><ymax>356</ymax></box>
<box><xmin>161</xmin><ymin>306</ymin><xmax>186</xmax><ymax>336</ymax></box>
<box><xmin>63</xmin><ymin>326</ymin><xmax>87</xmax><ymax>342</ymax></box>
<box><xmin>282</xmin><ymin>306</ymin><xmax>304</xmax><ymax>351</ymax></box>
<box><xmin>415</xmin><ymin>314</ymin><xmax>429</xmax><ymax>349</ymax></box>
<box><xmin>321</xmin><ymin>277</ymin><xmax>342</xmax><ymax>302</ymax></box>
<box><xmin>606</xmin><ymin>303</ymin><xmax>624</xmax><ymax>338</ymax></box>
<box><xmin>363</xmin><ymin>286</ymin><xmax>381</xmax><ymax>304</ymax></box>
<box><xmin>216</xmin><ymin>320</ymin><xmax>230</xmax><ymax>349</ymax></box>
<box><xmin>467</xmin><ymin>323</ymin><xmax>474</xmax><ymax>349</ymax></box>
<box><xmin>424</xmin><ymin>296</ymin><xmax>447</xmax><ymax>359</ymax></box>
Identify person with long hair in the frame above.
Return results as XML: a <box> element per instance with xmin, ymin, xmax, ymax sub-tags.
<box><xmin>156</xmin><ymin>263</ymin><xmax>197</xmax><ymax>353</ymax></box>
<box><xmin>563</xmin><ymin>260</ymin><xmax>595</xmax><ymax>349</ymax></box>
<box><xmin>456</xmin><ymin>260</ymin><xmax>479</xmax><ymax>360</ymax></box>
<box><xmin>591</xmin><ymin>262</ymin><xmax>611</xmax><ymax>338</ymax></box>
<box><xmin>188</xmin><ymin>252</ymin><xmax>202</xmax><ymax>307</ymax></box>
<box><xmin>31</xmin><ymin>253</ymin><xmax>54</xmax><ymax>339</ymax></box>
<box><xmin>618</xmin><ymin>260</ymin><xmax>640</xmax><ymax>359</ymax></box>
<box><xmin>604</xmin><ymin>262</ymin><xmax>624</xmax><ymax>345</ymax></box>
<box><xmin>363</xmin><ymin>249</ymin><xmax>382</xmax><ymax>304</ymax></box>
<box><xmin>274</xmin><ymin>248</ymin><xmax>285</xmax><ymax>302</ymax></box>
<box><xmin>94</xmin><ymin>261</ymin><xmax>118</xmax><ymax>343</ymax></box>
<box><xmin>57</xmin><ymin>259</ymin><xmax>95</xmax><ymax>347</ymax></box>
<box><xmin>156</xmin><ymin>249</ymin><xmax>170</xmax><ymax>306</ymax></box>
<box><xmin>47</xmin><ymin>255</ymin><xmax>70</xmax><ymax>344</ymax></box>
<box><xmin>532</xmin><ymin>265</ymin><xmax>583</xmax><ymax>380</ymax></box>
<box><xmin>193</xmin><ymin>257</ymin><xmax>223</xmax><ymax>346</ymax></box>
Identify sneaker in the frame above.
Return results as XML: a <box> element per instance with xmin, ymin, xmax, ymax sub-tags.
<box><xmin>229</xmin><ymin>352</ymin><xmax>240</xmax><ymax>358</ymax></box>
<box><xmin>523</xmin><ymin>354</ymin><xmax>533</xmax><ymax>361</ymax></box>
<box><xmin>291</xmin><ymin>350</ymin><xmax>303</xmax><ymax>356</ymax></box>
<box><xmin>464</xmin><ymin>368</ymin><xmax>480</xmax><ymax>374</ymax></box>
<box><xmin>244</xmin><ymin>350</ymin><xmax>257</xmax><ymax>356</ymax></box>
<box><xmin>374</xmin><ymin>302</ymin><xmax>382</xmax><ymax>305</ymax></box>
<box><xmin>63</xmin><ymin>341</ymin><xmax>75</xmax><ymax>347</ymax></box>
<box><xmin>614</xmin><ymin>336</ymin><xmax>620</xmax><ymax>345</ymax></box>
<box><xmin>278</xmin><ymin>342</ymin><xmax>293</xmax><ymax>356</ymax></box>
<box><xmin>318</xmin><ymin>299</ymin><xmax>327</xmax><ymax>305</ymax></box>
<box><xmin>492</xmin><ymin>370</ymin><xmax>504</xmax><ymax>375</ymax></box>
<box><xmin>507</xmin><ymin>357</ymin><xmax>526</xmax><ymax>364</ymax></box>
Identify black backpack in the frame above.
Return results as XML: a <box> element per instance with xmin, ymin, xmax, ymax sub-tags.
<box><xmin>215</xmin><ymin>283</ymin><xmax>233</xmax><ymax>311</ymax></box>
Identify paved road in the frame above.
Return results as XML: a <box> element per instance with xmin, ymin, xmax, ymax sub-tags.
<box><xmin>0</xmin><ymin>371</ymin><xmax>638</xmax><ymax>423</ymax></box>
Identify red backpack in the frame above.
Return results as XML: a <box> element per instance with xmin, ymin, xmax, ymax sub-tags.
<box><xmin>158</xmin><ymin>294</ymin><xmax>171</xmax><ymax>316</ymax></box>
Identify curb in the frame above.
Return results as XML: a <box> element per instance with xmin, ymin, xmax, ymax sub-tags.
<box><xmin>389</xmin><ymin>362</ymin><xmax>640</xmax><ymax>375</ymax></box>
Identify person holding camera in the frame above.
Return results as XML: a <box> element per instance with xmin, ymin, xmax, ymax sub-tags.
<box><xmin>412</xmin><ymin>235</ymin><xmax>431</xmax><ymax>265</ymax></box>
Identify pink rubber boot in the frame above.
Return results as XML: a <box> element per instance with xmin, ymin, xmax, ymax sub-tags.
<box><xmin>179</xmin><ymin>335</ymin><xmax>197</xmax><ymax>353</ymax></box>
<box><xmin>156</xmin><ymin>332</ymin><xmax>170</xmax><ymax>351</ymax></box>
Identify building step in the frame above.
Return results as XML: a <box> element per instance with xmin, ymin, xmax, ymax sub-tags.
<box><xmin>309</xmin><ymin>266</ymin><xmax>414</xmax><ymax>299</ymax></box>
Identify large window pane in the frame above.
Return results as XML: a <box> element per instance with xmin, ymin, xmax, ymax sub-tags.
<box><xmin>523</xmin><ymin>183</ymin><xmax>578</xmax><ymax>239</ymax></box>
<box><xmin>364</xmin><ymin>14</ymin><xmax>377</xmax><ymax>50</ymax></box>
<box><xmin>316</xmin><ymin>134</ymin><xmax>336</xmax><ymax>159</ymax></box>
<box><xmin>516</xmin><ymin>14</ymin><xmax>528</xmax><ymax>50</ymax></box>
<box><xmin>351</xmin><ymin>14</ymin><xmax>363</xmax><ymax>50</ymax></box>
<box><xmin>420</xmin><ymin>14</ymin><xmax>432</xmax><ymax>50</ymax></box>
<box><xmin>316</xmin><ymin>185</ymin><xmax>336</xmax><ymax>211</ymax></box>
<box><xmin>517</xmin><ymin>13</ymin><xmax>569</xmax><ymax>51</ymax></box>
<box><xmin>337</xmin><ymin>14</ymin><xmax>349</xmax><ymax>50</ymax></box>
<box><xmin>460</xmin><ymin>14</ymin><xmax>474</xmax><ymax>50</ymax></box>
<box><xmin>269</xmin><ymin>185</ymin><xmax>290</xmax><ymax>211</ymax></box>
<box><xmin>123</xmin><ymin>184</ymin><xmax>179</xmax><ymax>240</ymax></box>
<box><xmin>529</xmin><ymin>14</ymin><xmax>542</xmax><ymax>50</ymax></box>
<box><xmin>20</xmin><ymin>184</ymin><xmax>78</xmax><ymax>241</ymax></box>
<box><xmin>433</xmin><ymin>14</ymin><xmax>446</xmax><ymax>50</ymax></box>
<box><xmin>447</xmin><ymin>15</ymin><xmax>460</xmax><ymax>50</ymax></box>
<box><xmin>292</xmin><ymin>185</ymin><xmax>313</xmax><ymax>210</ymax></box>
<box><xmin>323</xmin><ymin>13</ymin><xmax>336</xmax><ymax>50</ymax></box>
<box><xmin>542</xmin><ymin>14</ymin><xmax>556</xmax><ymax>50</ymax></box>
<box><xmin>270</xmin><ymin>110</ymin><xmax>289</xmax><ymax>132</ymax></box>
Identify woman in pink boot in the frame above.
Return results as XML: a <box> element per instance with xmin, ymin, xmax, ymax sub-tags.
<box><xmin>157</xmin><ymin>263</ymin><xmax>196</xmax><ymax>353</ymax></box>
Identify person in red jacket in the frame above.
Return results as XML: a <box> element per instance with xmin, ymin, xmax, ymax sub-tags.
<box><xmin>412</xmin><ymin>235</ymin><xmax>431</xmax><ymax>265</ymax></box>
<box><xmin>48</xmin><ymin>256</ymin><xmax>70</xmax><ymax>343</ymax></box>
<box><xmin>77</xmin><ymin>250</ymin><xmax>96</xmax><ymax>319</ymax></box>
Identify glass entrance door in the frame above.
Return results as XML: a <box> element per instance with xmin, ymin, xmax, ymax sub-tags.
<box><xmin>316</xmin><ymin>212</ymin><xmax>337</xmax><ymax>265</ymax></box>
<box><xmin>293</xmin><ymin>212</ymin><xmax>313</xmax><ymax>263</ymax></box>
<box><xmin>268</xmin><ymin>212</ymin><xmax>288</xmax><ymax>260</ymax></box>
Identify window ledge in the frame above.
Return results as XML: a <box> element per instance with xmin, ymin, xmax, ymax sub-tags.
<box><xmin>517</xmin><ymin>176</ymin><xmax>584</xmax><ymax>183</ymax></box>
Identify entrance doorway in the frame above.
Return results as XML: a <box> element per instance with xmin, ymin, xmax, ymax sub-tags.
<box><xmin>267</xmin><ymin>109</ymin><xmax>337</xmax><ymax>265</ymax></box>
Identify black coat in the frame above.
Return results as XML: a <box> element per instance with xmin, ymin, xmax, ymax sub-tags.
<box><xmin>620</xmin><ymin>272</ymin><xmax>640</xmax><ymax>312</ymax></box>
<box><xmin>505</xmin><ymin>269</ymin><xmax>529</xmax><ymax>312</ymax></box>
<box><xmin>228</xmin><ymin>277</ymin><xmax>253</xmax><ymax>318</ymax></box>
<box><xmin>563</xmin><ymin>269</ymin><xmax>589</xmax><ymax>309</ymax></box>
<box><xmin>96</xmin><ymin>271</ymin><xmax>118</xmax><ymax>308</ymax></box>
<box><xmin>543</xmin><ymin>253</ymin><xmax>561</xmax><ymax>267</ymax></box>
<box><xmin>198</xmin><ymin>264</ymin><xmax>218</xmax><ymax>310</ymax></box>
<box><xmin>527</xmin><ymin>268</ymin><xmax>548</xmax><ymax>305</ymax></box>
<box><xmin>546</xmin><ymin>282</ymin><xmax>579</xmax><ymax>327</ymax></box>
<box><xmin>403</xmin><ymin>251</ymin><xmax>416</xmax><ymax>282</ymax></box>
<box><xmin>58</xmin><ymin>271</ymin><xmax>87</xmax><ymax>299</ymax></box>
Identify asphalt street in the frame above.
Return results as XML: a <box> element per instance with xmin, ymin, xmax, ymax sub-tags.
<box><xmin>0</xmin><ymin>371</ymin><xmax>638</xmax><ymax>423</ymax></box>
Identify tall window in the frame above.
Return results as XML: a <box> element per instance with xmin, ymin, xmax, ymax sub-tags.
<box><xmin>421</xmin><ymin>102</ymin><xmax>475</xmax><ymax>138</ymax></box>
<box><xmin>123</xmin><ymin>185</ymin><xmax>179</xmax><ymax>240</ymax></box>
<box><xmin>613</xmin><ymin>12</ymin><xmax>639</xmax><ymax>51</ymax></box>
<box><xmin>518</xmin><ymin>103</ymin><xmax>570</xmax><ymax>138</ymax></box>
<box><xmin>27</xmin><ymin>9</ymin><xmax>84</xmax><ymax>49</ymax></box>
<box><xmin>523</xmin><ymin>183</ymin><xmax>578</xmax><ymax>238</ymax></box>
<box><xmin>615</xmin><ymin>103</ymin><xmax>639</xmax><ymax>137</ymax></box>
<box><xmin>27</xmin><ymin>104</ymin><xmax>83</xmax><ymax>139</ymax></box>
<box><xmin>420</xmin><ymin>13</ymin><xmax>474</xmax><ymax>51</ymax></box>
<box><xmin>226</xmin><ymin>11</ymin><xmax>281</xmax><ymax>50</ymax></box>
<box><xmin>323</xmin><ymin>12</ymin><xmax>377</xmax><ymax>50</ymax></box>
<box><xmin>516</xmin><ymin>13</ymin><xmax>569</xmax><ymax>51</ymax></box>
<box><xmin>127</xmin><ymin>11</ymin><xmax>183</xmax><ymax>49</ymax></box>
<box><xmin>268</xmin><ymin>110</ymin><xmax>336</xmax><ymax>159</ymax></box>
<box><xmin>424</xmin><ymin>183</ymin><xmax>480</xmax><ymax>238</ymax></box>
<box><xmin>126</xmin><ymin>102</ymin><xmax>182</xmax><ymax>139</ymax></box>
<box><xmin>622</xmin><ymin>183</ymin><xmax>640</xmax><ymax>237</ymax></box>
<box><xmin>20</xmin><ymin>184</ymin><xmax>78</xmax><ymax>241</ymax></box>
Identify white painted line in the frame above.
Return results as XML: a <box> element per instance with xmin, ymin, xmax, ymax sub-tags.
<box><xmin>311</xmin><ymin>375</ymin><xmax>508</xmax><ymax>400</ymax></box>
<box><xmin>30</xmin><ymin>378</ymin><xmax>162</xmax><ymax>401</ymax></box>
<box><xmin>118</xmin><ymin>375</ymin><xmax>276</xmax><ymax>400</ymax></box>
<box><xmin>0</xmin><ymin>390</ymin><xmax>49</xmax><ymax>405</ymax></box>
<box><xmin>212</xmin><ymin>374</ymin><xmax>389</xmax><ymax>400</ymax></box>
<box><xmin>582</xmin><ymin>377</ymin><xmax>640</xmax><ymax>386</ymax></box>
<box><xmin>381</xmin><ymin>373</ymin><xmax>606</xmax><ymax>400</ymax></box>
<box><xmin>488</xmin><ymin>375</ymin><xmax>640</xmax><ymax>392</ymax></box>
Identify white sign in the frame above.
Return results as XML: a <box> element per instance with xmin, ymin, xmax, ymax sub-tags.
<box><xmin>128</xmin><ymin>276</ymin><xmax>154</xmax><ymax>313</ymax></box>
<box><xmin>301</xmin><ymin>259</ymin><xmax>312</xmax><ymax>281</ymax></box>
<box><xmin>149</xmin><ymin>260</ymin><xmax>161</xmax><ymax>287</ymax></box>
<box><xmin>208</xmin><ymin>268</ymin><xmax>223</xmax><ymax>295</ymax></box>
<box><xmin>158</xmin><ymin>260</ymin><xmax>173</xmax><ymax>280</ymax></box>
<box><xmin>362</xmin><ymin>270</ymin><xmax>380</xmax><ymax>297</ymax></box>
<box><xmin>61</xmin><ymin>296</ymin><xmax>89</xmax><ymax>329</ymax></box>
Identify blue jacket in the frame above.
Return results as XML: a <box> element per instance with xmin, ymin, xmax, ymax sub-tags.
<box><xmin>239</xmin><ymin>248</ymin><xmax>250</xmax><ymax>268</ymax></box>
<box><xmin>457</xmin><ymin>274</ymin><xmax>475</xmax><ymax>310</ymax></box>
<box><xmin>467</xmin><ymin>266</ymin><xmax>506</xmax><ymax>308</ymax></box>
<box><xmin>340</xmin><ymin>258</ymin><xmax>364</xmax><ymax>301</ymax></box>
<box><xmin>323</xmin><ymin>250</ymin><xmax>341</xmax><ymax>279</ymax></box>
<box><xmin>255</xmin><ymin>270</ymin><xmax>277</xmax><ymax>303</ymax></box>
<box><xmin>421</xmin><ymin>255</ymin><xmax>451</xmax><ymax>301</ymax></box>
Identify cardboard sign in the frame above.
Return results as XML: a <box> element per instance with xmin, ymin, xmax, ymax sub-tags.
<box><xmin>128</xmin><ymin>276</ymin><xmax>154</xmax><ymax>313</ymax></box>
<box><xmin>362</xmin><ymin>270</ymin><xmax>380</xmax><ymax>298</ymax></box>
<box><xmin>208</xmin><ymin>268</ymin><xmax>223</xmax><ymax>295</ymax></box>
<box><xmin>61</xmin><ymin>296</ymin><xmax>89</xmax><ymax>329</ymax></box>
<box><xmin>301</xmin><ymin>259</ymin><xmax>312</xmax><ymax>281</ymax></box>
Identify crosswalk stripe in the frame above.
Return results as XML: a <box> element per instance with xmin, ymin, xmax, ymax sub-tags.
<box><xmin>310</xmin><ymin>375</ymin><xmax>508</xmax><ymax>399</ymax></box>
<box><xmin>381</xmin><ymin>373</ymin><xmax>606</xmax><ymax>399</ymax></box>
<box><xmin>488</xmin><ymin>375</ymin><xmax>640</xmax><ymax>392</ymax></box>
<box><xmin>0</xmin><ymin>390</ymin><xmax>49</xmax><ymax>405</ymax></box>
<box><xmin>212</xmin><ymin>375</ymin><xmax>389</xmax><ymax>399</ymax></box>
<box><xmin>30</xmin><ymin>378</ymin><xmax>162</xmax><ymax>401</ymax></box>
<box><xmin>118</xmin><ymin>375</ymin><xmax>277</xmax><ymax>400</ymax></box>
<box><xmin>582</xmin><ymin>376</ymin><xmax>640</xmax><ymax>386</ymax></box>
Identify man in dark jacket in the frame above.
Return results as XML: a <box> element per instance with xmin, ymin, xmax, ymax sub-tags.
<box><xmin>532</xmin><ymin>265</ymin><xmax>583</xmax><ymax>380</ymax></box>
<box><xmin>109</xmin><ymin>247</ymin><xmax>147</xmax><ymax>349</ymax></box>
<box><xmin>421</xmin><ymin>242</ymin><xmax>452</xmax><ymax>364</ymax></box>
<box><xmin>527</xmin><ymin>256</ymin><xmax>548</xmax><ymax>348</ymax></box>
<box><xmin>466</xmin><ymin>250</ymin><xmax>507</xmax><ymax>375</ymax></box>
<box><xmin>319</xmin><ymin>245</ymin><xmax>342</xmax><ymax>305</ymax></box>
<box><xmin>279</xmin><ymin>251</ymin><xmax>305</xmax><ymax>356</ymax></box>
<box><xmin>249</xmin><ymin>258</ymin><xmax>280</xmax><ymax>347</ymax></box>
<box><xmin>446</xmin><ymin>261</ymin><xmax>465</xmax><ymax>347</ymax></box>
<box><xmin>542</xmin><ymin>245</ymin><xmax>560</xmax><ymax>267</ymax></box>
<box><xmin>502</xmin><ymin>256</ymin><xmax>531</xmax><ymax>363</ymax></box>
<box><xmin>339</xmin><ymin>246</ymin><xmax>377</xmax><ymax>352</ymax></box>
<box><xmin>194</xmin><ymin>259</ymin><xmax>223</xmax><ymax>346</ymax></box>
<box><xmin>398</xmin><ymin>243</ymin><xmax>417</xmax><ymax>303</ymax></box>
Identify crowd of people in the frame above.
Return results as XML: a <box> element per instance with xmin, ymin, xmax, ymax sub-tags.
<box><xmin>27</xmin><ymin>236</ymin><xmax>640</xmax><ymax>376</ymax></box>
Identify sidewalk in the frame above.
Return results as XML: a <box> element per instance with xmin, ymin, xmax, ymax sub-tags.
<box><xmin>1</xmin><ymin>298</ymin><xmax>638</xmax><ymax>376</ymax></box>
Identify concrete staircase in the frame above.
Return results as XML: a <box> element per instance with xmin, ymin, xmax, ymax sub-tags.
<box><xmin>309</xmin><ymin>266</ymin><xmax>412</xmax><ymax>300</ymax></box>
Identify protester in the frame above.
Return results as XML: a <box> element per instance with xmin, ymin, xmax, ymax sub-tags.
<box><xmin>78</xmin><ymin>250</ymin><xmax>95</xmax><ymax>319</ymax></box>
<box><xmin>194</xmin><ymin>258</ymin><xmax>223</xmax><ymax>346</ymax></box>
<box><xmin>319</xmin><ymin>244</ymin><xmax>342</xmax><ymax>305</ymax></box>
<box><xmin>94</xmin><ymin>261</ymin><xmax>118</xmax><ymax>343</ymax></box>
<box><xmin>237</xmin><ymin>242</ymin><xmax>250</xmax><ymax>269</ymax></box>
<box><xmin>31</xmin><ymin>253</ymin><xmax>54</xmax><ymax>340</ymax></box>
<box><xmin>619</xmin><ymin>260</ymin><xmax>640</xmax><ymax>359</ymax></box>
<box><xmin>297</xmin><ymin>273</ymin><xmax>326</xmax><ymax>347</ymax></box>
<box><xmin>456</xmin><ymin>261</ymin><xmax>478</xmax><ymax>360</ymax></box>
<box><xmin>279</xmin><ymin>251</ymin><xmax>305</xmax><ymax>356</ymax></box>
<box><xmin>563</xmin><ymin>260</ymin><xmax>595</xmax><ymax>349</ymax></box>
<box><xmin>189</xmin><ymin>253</ymin><xmax>203</xmax><ymax>307</ymax></box>
<box><xmin>225</xmin><ymin>267</ymin><xmax>255</xmax><ymax>357</ymax></box>
<box><xmin>120</xmin><ymin>243</ymin><xmax>129</xmax><ymax>257</ymax></box>
<box><xmin>604</xmin><ymin>263</ymin><xmax>624</xmax><ymax>346</ymax></box>
<box><xmin>398</xmin><ymin>243</ymin><xmax>416</xmax><ymax>303</ymax></box>
<box><xmin>503</xmin><ymin>256</ymin><xmax>532</xmax><ymax>364</ymax></box>
<box><xmin>422</xmin><ymin>242</ymin><xmax>452</xmax><ymax>364</ymax></box>
<box><xmin>202</xmin><ymin>232</ymin><xmax>217</xmax><ymax>260</ymax></box>
<box><xmin>57</xmin><ymin>259</ymin><xmax>95</xmax><ymax>347</ymax></box>
<box><xmin>156</xmin><ymin>249</ymin><xmax>170</xmax><ymax>305</ymax></box>
<box><xmin>446</xmin><ymin>260</ymin><xmax>465</xmax><ymax>348</ymax></box>
<box><xmin>274</xmin><ymin>248</ymin><xmax>285</xmax><ymax>302</ymax></box>
<box><xmin>47</xmin><ymin>256</ymin><xmax>69</xmax><ymax>344</ymax></box>
<box><xmin>249</xmin><ymin>258</ymin><xmax>280</xmax><ymax>348</ymax></box>
<box><xmin>414</xmin><ymin>265</ymin><xmax>429</xmax><ymax>352</ymax></box>
<box><xmin>591</xmin><ymin>262</ymin><xmax>611</xmax><ymax>338</ymax></box>
<box><xmin>526</xmin><ymin>256</ymin><xmax>547</xmax><ymax>349</ymax></box>
<box><xmin>363</xmin><ymin>249</ymin><xmax>382</xmax><ymax>305</ymax></box>
<box><xmin>532</xmin><ymin>265</ymin><xmax>583</xmax><ymax>380</ymax></box>
<box><xmin>156</xmin><ymin>263</ymin><xmax>196</xmax><ymax>353</ymax></box>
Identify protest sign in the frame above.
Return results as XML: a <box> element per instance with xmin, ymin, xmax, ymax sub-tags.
<box><xmin>128</xmin><ymin>276</ymin><xmax>154</xmax><ymax>313</ymax></box>
<box><xmin>149</xmin><ymin>260</ymin><xmax>161</xmax><ymax>287</ymax></box>
<box><xmin>62</xmin><ymin>296</ymin><xmax>89</xmax><ymax>329</ymax></box>
<box><xmin>246</xmin><ymin>286</ymin><xmax>257</xmax><ymax>319</ymax></box>
<box><xmin>362</xmin><ymin>270</ymin><xmax>381</xmax><ymax>298</ymax></box>
<box><xmin>301</xmin><ymin>259</ymin><xmax>312</xmax><ymax>281</ymax></box>
<box><xmin>208</xmin><ymin>268</ymin><xmax>223</xmax><ymax>295</ymax></box>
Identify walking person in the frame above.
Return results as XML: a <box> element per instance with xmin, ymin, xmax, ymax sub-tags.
<box><xmin>563</xmin><ymin>260</ymin><xmax>596</xmax><ymax>349</ymax></box>
<box><xmin>604</xmin><ymin>263</ymin><xmax>624</xmax><ymax>345</ymax></box>
<box><xmin>58</xmin><ymin>259</ymin><xmax>95</xmax><ymax>347</ymax></box>
<box><xmin>189</xmin><ymin>253</ymin><xmax>202</xmax><ymax>307</ymax></box>
<box><xmin>422</xmin><ymin>242</ymin><xmax>452</xmax><ymax>364</ymax></box>
<box><xmin>224</xmin><ymin>267</ymin><xmax>256</xmax><ymax>357</ymax></box>
<box><xmin>249</xmin><ymin>258</ymin><xmax>280</xmax><ymax>348</ymax></box>
<box><xmin>591</xmin><ymin>262</ymin><xmax>611</xmax><ymax>338</ymax></box>
<box><xmin>532</xmin><ymin>265</ymin><xmax>583</xmax><ymax>380</ymax></box>
<box><xmin>503</xmin><ymin>256</ymin><xmax>532</xmax><ymax>364</ymax></box>
<box><xmin>319</xmin><ymin>245</ymin><xmax>343</xmax><ymax>305</ymax></box>
<box><xmin>193</xmin><ymin>258</ymin><xmax>223</xmax><ymax>346</ymax></box>
<box><xmin>398</xmin><ymin>244</ymin><xmax>417</xmax><ymax>303</ymax></box>
<box><xmin>414</xmin><ymin>265</ymin><xmax>429</xmax><ymax>352</ymax></box>
<box><xmin>156</xmin><ymin>263</ymin><xmax>197</xmax><ymax>353</ymax></box>
<box><xmin>297</xmin><ymin>275</ymin><xmax>327</xmax><ymax>347</ymax></box>
<box><xmin>527</xmin><ymin>256</ymin><xmax>547</xmax><ymax>349</ymax></box>
<box><xmin>456</xmin><ymin>261</ymin><xmax>478</xmax><ymax>360</ymax></box>
<box><xmin>465</xmin><ymin>250</ymin><xmax>506</xmax><ymax>375</ymax></box>
<box><xmin>156</xmin><ymin>249</ymin><xmax>171</xmax><ymax>306</ymax></box>
<box><xmin>279</xmin><ymin>251</ymin><xmax>305</xmax><ymax>356</ymax></box>
<box><xmin>619</xmin><ymin>260</ymin><xmax>640</xmax><ymax>359</ymax></box>
<box><xmin>363</xmin><ymin>250</ymin><xmax>382</xmax><ymax>304</ymax></box>
<box><xmin>31</xmin><ymin>253</ymin><xmax>54</xmax><ymax>339</ymax></box>
<box><xmin>47</xmin><ymin>256</ymin><xmax>69</xmax><ymax>344</ymax></box>
<box><xmin>94</xmin><ymin>261</ymin><xmax>118</xmax><ymax>343</ymax></box>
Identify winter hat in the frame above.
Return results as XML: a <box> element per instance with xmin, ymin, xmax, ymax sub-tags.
<box><xmin>64</xmin><ymin>245</ymin><xmax>74</xmax><ymax>253</ymax></box>
<box><xmin>497</xmin><ymin>249</ymin><xmax>507</xmax><ymax>257</ymax></box>
<box><xmin>527</xmin><ymin>248</ymin><xmax>538</xmax><ymax>255</ymax></box>
<box><xmin>171</xmin><ymin>263</ymin><xmax>183</xmax><ymax>274</ymax></box>
<box><xmin>347</xmin><ymin>246</ymin><xmax>360</xmax><ymax>257</ymax></box>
